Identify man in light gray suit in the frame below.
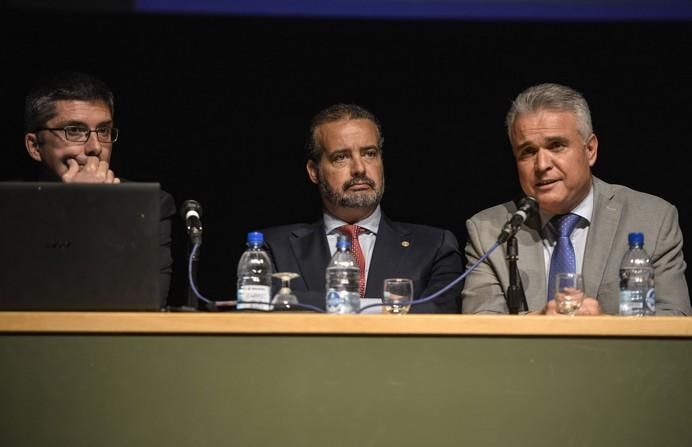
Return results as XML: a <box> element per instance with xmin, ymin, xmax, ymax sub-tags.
<box><xmin>462</xmin><ymin>83</ymin><xmax>690</xmax><ymax>316</ymax></box>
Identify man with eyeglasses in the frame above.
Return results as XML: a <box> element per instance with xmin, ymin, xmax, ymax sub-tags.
<box><xmin>22</xmin><ymin>71</ymin><xmax>176</xmax><ymax>304</ymax></box>
<box><xmin>25</xmin><ymin>72</ymin><xmax>122</xmax><ymax>183</ymax></box>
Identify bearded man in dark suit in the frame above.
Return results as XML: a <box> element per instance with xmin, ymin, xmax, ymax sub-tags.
<box><xmin>261</xmin><ymin>103</ymin><xmax>463</xmax><ymax>313</ymax></box>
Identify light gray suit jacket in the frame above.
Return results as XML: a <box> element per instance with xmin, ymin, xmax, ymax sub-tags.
<box><xmin>461</xmin><ymin>177</ymin><xmax>691</xmax><ymax>315</ymax></box>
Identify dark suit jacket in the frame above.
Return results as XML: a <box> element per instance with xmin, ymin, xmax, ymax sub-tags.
<box><xmin>261</xmin><ymin>214</ymin><xmax>463</xmax><ymax>313</ymax></box>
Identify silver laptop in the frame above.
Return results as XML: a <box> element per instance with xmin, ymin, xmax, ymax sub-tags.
<box><xmin>0</xmin><ymin>182</ymin><xmax>162</xmax><ymax>310</ymax></box>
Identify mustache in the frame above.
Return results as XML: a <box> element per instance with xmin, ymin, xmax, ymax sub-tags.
<box><xmin>343</xmin><ymin>176</ymin><xmax>375</xmax><ymax>190</ymax></box>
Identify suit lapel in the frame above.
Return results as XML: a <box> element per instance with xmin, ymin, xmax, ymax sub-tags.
<box><xmin>583</xmin><ymin>178</ymin><xmax>620</xmax><ymax>298</ymax></box>
<box><xmin>516</xmin><ymin>214</ymin><xmax>549</xmax><ymax>310</ymax></box>
<box><xmin>288</xmin><ymin>222</ymin><xmax>331</xmax><ymax>291</ymax></box>
<box><xmin>366</xmin><ymin>215</ymin><xmax>411</xmax><ymax>298</ymax></box>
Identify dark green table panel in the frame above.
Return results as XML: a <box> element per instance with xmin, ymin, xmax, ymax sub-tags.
<box><xmin>1</xmin><ymin>335</ymin><xmax>690</xmax><ymax>447</ymax></box>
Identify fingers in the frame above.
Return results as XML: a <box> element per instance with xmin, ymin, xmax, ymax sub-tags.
<box><xmin>105</xmin><ymin>169</ymin><xmax>121</xmax><ymax>184</ymax></box>
<box><xmin>64</xmin><ymin>156</ymin><xmax>120</xmax><ymax>184</ymax></box>
<box><xmin>543</xmin><ymin>296</ymin><xmax>602</xmax><ymax>316</ymax></box>
<box><xmin>92</xmin><ymin>160</ymin><xmax>119</xmax><ymax>184</ymax></box>
<box><xmin>575</xmin><ymin>297</ymin><xmax>603</xmax><ymax>316</ymax></box>
<box><xmin>84</xmin><ymin>156</ymin><xmax>100</xmax><ymax>173</ymax></box>
<box><xmin>96</xmin><ymin>159</ymin><xmax>110</xmax><ymax>179</ymax></box>
<box><xmin>61</xmin><ymin>159</ymin><xmax>81</xmax><ymax>183</ymax></box>
<box><xmin>543</xmin><ymin>300</ymin><xmax>559</xmax><ymax>315</ymax></box>
<box><xmin>85</xmin><ymin>157</ymin><xmax>109</xmax><ymax>182</ymax></box>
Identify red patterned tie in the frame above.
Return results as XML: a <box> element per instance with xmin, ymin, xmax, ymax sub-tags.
<box><xmin>340</xmin><ymin>224</ymin><xmax>366</xmax><ymax>297</ymax></box>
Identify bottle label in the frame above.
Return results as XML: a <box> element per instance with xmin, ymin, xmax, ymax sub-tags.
<box><xmin>325</xmin><ymin>289</ymin><xmax>359</xmax><ymax>314</ymax></box>
<box><xmin>326</xmin><ymin>290</ymin><xmax>342</xmax><ymax>313</ymax></box>
<box><xmin>645</xmin><ymin>288</ymin><xmax>656</xmax><ymax>316</ymax></box>
<box><xmin>619</xmin><ymin>290</ymin><xmax>645</xmax><ymax>316</ymax></box>
<box><xmin>237</xmin><ymin>285</ymin><xmax>272</xmax><ymax>311</ymax></box>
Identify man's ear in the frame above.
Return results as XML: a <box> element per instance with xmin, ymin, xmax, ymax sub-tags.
<box><xmin>25</xmin><ymin>133</ymin><xmax>43</xmax><ymax>162</ymax></box>
<box><xmin>306</xmin><ymin>159</ymin><xmax>319</xmax><ymax>184</ymax></box>
<box><xmin>585</xmin><ymin>133</ymin><xmax>598</xmax><ymax>167</ymax></box>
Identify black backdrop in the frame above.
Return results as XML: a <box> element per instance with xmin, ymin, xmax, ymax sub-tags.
<box><xmin>2</xmin><ymin>9</ymin><xmax>690</xmax><ymax>307</ymax></box>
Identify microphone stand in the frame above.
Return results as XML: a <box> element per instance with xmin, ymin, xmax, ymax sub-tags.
<box><xmin>505</xmin><ymin>234</ymin><xmax>527</xmax><ymax>314</ymax></box>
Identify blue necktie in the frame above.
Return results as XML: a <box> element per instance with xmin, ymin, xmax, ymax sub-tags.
<box><xmin>547</xmin><ymin>213</ymin><xmax>581</xmax><ymax>300</ymax></box>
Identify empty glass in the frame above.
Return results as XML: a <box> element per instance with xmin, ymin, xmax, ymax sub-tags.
<box><xmin>271</xmin><ymin>272</ymin><xmax>300</xmax><ymax>310</ymax></box>
<box><xmin>382</xmin><ymin>278</ymin><xmax>413</xmax><ymax>315</ymax></box>
<box><xmin>554</xmin><ymin>272</ymin><xmax>585</xmax><ymax>316</ymax></box>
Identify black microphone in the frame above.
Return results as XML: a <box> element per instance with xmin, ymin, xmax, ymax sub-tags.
<box><xmin>180</xmin><ymin>199</ymin><xmax>203</xmax><ymax>245</ymax></box>
<box><xmin>496</xmin><ymin>196</ymin><xmax>538</xmax><ymax>244</ymax></box>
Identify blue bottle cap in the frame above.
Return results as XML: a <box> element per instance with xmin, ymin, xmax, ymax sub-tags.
<box><xmin>628</xmin><ymin>232</ymin><xmax>644</xmax><ymax>246</ymax></box>
<box><xmin>336</xmin><ymin>234</ymin><xmax>351</xmax><ymax>251</ymax></box>
<box><xmin>247</xmin><ymin>231</ymin><xmax>264</xmax><ymax>244</ymax></box>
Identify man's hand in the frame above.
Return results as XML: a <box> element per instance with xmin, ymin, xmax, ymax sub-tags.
<box><xmin>573</xmin><ymin>297</ymin><xmax>603</xmax><ymax>315</ymax></box>
<box><xmin>541</xmin><ymin>297</ymin><xmax>603</xmax><ymax>315</ymax></box>
<box><xmin>62</xmin><ymin>157</ymin><xmax>120</xmax><ymax>184</ymax></box>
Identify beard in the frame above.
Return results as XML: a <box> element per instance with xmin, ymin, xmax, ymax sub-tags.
<box><xmin>318</xmin><ymin>172</ymin><xmax>385</xmax><ymax>209</ymax></box>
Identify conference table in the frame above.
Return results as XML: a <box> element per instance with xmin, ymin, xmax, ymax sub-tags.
<box><xmin>1</xmin><ymin>312</ymin><xmax>690</xmax><ymax>447</ymax></box>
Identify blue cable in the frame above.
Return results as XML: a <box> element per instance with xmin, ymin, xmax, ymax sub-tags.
<box><xmin>356</xmin><ymin>240</ymin><xmax>501</xmax><ymax>314</ymax></box>
<box><xmin>187</xmin><ymin>242</ymin><xmax>213</xmax><ymax>305</ymax></box>
<box><xmin>190</xmin><ymin>240</ymin><xmax>501</xmax><ymax>315</ymax></box>
<box><xmin>188</xmin><ymin>242</ymin><xmax>324</xmax><ymax>313</ymax></box>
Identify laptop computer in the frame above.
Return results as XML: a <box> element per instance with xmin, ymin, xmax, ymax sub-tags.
<box><xmin>0</xmin><ymin>182</ymin><xmax>162</xmax><ymax>311</ymax></box>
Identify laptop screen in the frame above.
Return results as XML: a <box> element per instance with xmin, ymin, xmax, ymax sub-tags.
<box><xmin>0</xmin><ymin>182</ymin><xmax>162</xmax><ymax>311</ymax></box>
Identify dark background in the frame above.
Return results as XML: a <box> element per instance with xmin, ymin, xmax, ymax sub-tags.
<box><xmin>2</xmin><ymin>6</ymin><xmax>690</xmax><ymax>307</ymax></box>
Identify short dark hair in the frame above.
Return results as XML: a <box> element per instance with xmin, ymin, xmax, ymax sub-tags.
<box><xmin>24</xmin><ymin>71</ymin><xmax>115</xmax><ymax>132</ymax></box>
<box><xmin>305</xmin><ymin>103</ymin><xmax>383</xmax><ymax>161</ymax></box>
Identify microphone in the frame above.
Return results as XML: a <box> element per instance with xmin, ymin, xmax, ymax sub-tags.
<box><xmin>496</xmin><ymin>196</ymin><xmax>538</xmax><ymax>244</ymax></box>
<box><xmin>180</xmin><ymin>199</ymin><xmax>203</xmax><ymax>245</ymax></box>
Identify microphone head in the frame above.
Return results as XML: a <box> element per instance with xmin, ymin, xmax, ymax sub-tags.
<box><xmin>516</xmin><ymin>195</ymin><xmax>538</xmax><ymax>214</ymax></box>
<box><xmin>180</xmin><ymin>199</ymin><xmax>203</xmax><ymax>220</ymax></box>
<box><xmin>498</xmin><ymin>195</ymin><xmax>539</xmax><ymax>244</ymax></box>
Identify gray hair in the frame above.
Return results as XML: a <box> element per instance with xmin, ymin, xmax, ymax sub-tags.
<box><xmin>505</xmin><ymin>83</ymin><xmax>593</xmax><ymax>141</ymax></box>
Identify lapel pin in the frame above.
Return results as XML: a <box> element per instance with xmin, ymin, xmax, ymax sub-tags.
<box><xmin>401</xmin><ymin>241</ymin><xmax>410</xmax><ymax>247</ymax></box>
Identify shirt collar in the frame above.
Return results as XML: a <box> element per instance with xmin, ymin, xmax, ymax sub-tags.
<box><xmin>324</xmin><ymin>205</ymin><xmax>382</xmax><ymax>235</ymax></box>
<box><xmin>539</xmin><ymin>182</ymin><xmax>594</xmax><ymax>231</ymax></box>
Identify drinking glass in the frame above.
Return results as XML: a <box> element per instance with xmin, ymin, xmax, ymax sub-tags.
<box><xmin>271</xmin><ymin>272</ymin><xmax>300</xmax><ymax>310</ymax></box>
<box><xmin>554</xmin><ymin>272</ymin><xmax>585</xmax><ymax>316</ymax></box>
<box><xmin>382</xmin><ymin>278</ymin><xmax>413</xmax><ymax>315</ymax></box>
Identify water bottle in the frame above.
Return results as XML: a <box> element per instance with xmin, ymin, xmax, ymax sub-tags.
<box><xmin>619</xmin><ymin>232</ymin><xmax>655</xmax><ymax>316</ymax></box>
<box><xmin>325</xmin><ymin>234</ymin><xmax>361</xmax><ymax>314</ymax></box>
<box><xmin>236</xmin><ymin>231</ymin><xmax>273</xmax><ymax>311</ymax></box>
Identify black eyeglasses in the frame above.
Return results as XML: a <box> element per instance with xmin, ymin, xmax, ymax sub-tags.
<box><xmin>35</xmin><ymin>126</ymin><xmax>119</xmax><ymax>143</ymax></box>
